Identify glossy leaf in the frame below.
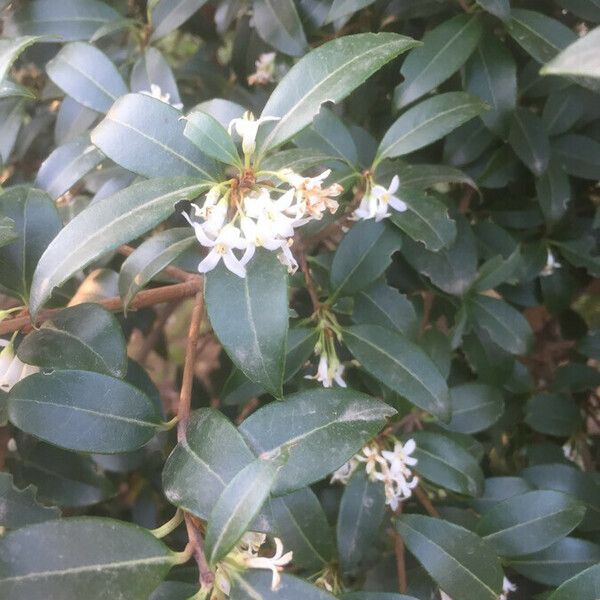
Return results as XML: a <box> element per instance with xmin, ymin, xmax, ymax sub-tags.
<box><xmin>445</xmin><ymin>383</ymin><xmax>504</xmax><ymax>434</ymax></box>
<box><xmin>28</xmin><ymin>178</ymin><xmax>206</xmax><ymax>318</ymax></box>
<box><xmin>130</xmin><ymin>47</ymin><xmax>181</xmax><ymax>106</ymax></box>
<box><xmin>525</xmin><ymin>393</ymin><xmax>581</xmax><ymax>436</ymax></box>
<box><xmin>205</xmin><ymin>250</ymin><xmax>288</xmax><ymax>397</ymax></box>
<box><xmin>396</xmin><ymin>514</ymin><xmax>503</xmax><ymax>600</ymax></box>
<box><xmin>46</xmin><ymin>43</ymin><xmax>127</xmax><ymax>114</ymax></box>
<box><xmin>508</xmin><ymin>108</ymin><xmax>550</xmax><ymax>175</ymax></box>
<box><xmin>8</xmin><ymin>370</ymin><xmax>161</xmax><ymax>453</ymax></box>
<box><xmin>552</xmin><ymin>134</ymin><xmax>600</xmax><ymax>180</ymax></box>
<box><xmin>470</xmin><ymin>477</ymin><xmax>534</xmax><ymax>515</ymax></box>
<box><xmin>344</xmin><ymin>325</ymin><xmax>450</xmax><ymax>421</ymax></box>
<box><xmin>230</xmin><ymin>571</ymin><xmax>337</xmax><ymax>600</ymax></box>
<box><xmin>183</xmin><ymin>110</ymin><xmax>241</xmax><ymax>166</ymax></box>
<box><xmin>150</xmin><ymin>0</ymin><xmax>209</xmax><ymax>41</ymax></box>
<box><xmin>535</xmin><ymin>159</ymin><xmax>570</xmax><ymax>222</ymax></box>
<box><xmin>0</xmin><ymin>36</ymin><xmax>49</xmax><ymax>82</ymax></box>
<box><xmin>238</xmin><ymin>388</ymin><xmax>395</xmax><ymax>495</ymax></box>
<box><xmin>252</xmin><ymin>0</ymin><xmax>307</xmax><ymax>57</ymax></box>
<box><xmin>330</xmin><ymin>220</ymin><xmax>402</xmax><ymax>298</ymax></box>
<box><xmin>549</xmin><ymin>564</ymin><xmax>600</xmax><ymax>600</ymax></box>
<box><xmin>17</xmin><ymin>303</ymin><xmax>127</xmax><ymax>377</ymax></box>
<box><xmin>259</xmin><ymin>33</ymin><xmax>419</xmax><ymax>153</ymax></box>
<box><xmin>476</xmin><ymin>0</ymin><xmax>510</xmax><ymax>20</ymax></box>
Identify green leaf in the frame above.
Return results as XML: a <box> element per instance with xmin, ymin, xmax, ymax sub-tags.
<box><xmin>238</xmin><ymin>388</ymin><xmax>395</xmax><ymax>495</ymax></box>
<box><xmin>261</xmin><ymin>148</ymin><xmax>340</xmax><ymax>174</ymax></box>
<box><xmin>549</xmin><ymin>564</ymin><xmax>600</xmax><ymax>600</ymax></box>
<box><xmin>343</xmin><ymin>595</ymin><xmax>419</xmax><ymax>600</ymax></box>
<box><xmin>465</xmin><ymin>37</ymin><xmax>517</xmax><ymax>136</ymax></box>
<box><xmin>16</xmin><ymin>303</ymin><xmax>126</xmax><ymax>377</ymax></box>
<box><xmin>130</xmin><ymin>47</ymin><xmax>181</xmax><ymax>106</ymax></box>
<box><xmin>384</xmin><ymin>162</ymin><xmax>477</xmax><ymax>191</ymax></box>
<box><xmin>525</xmin><ymin>393</ymin><xmax>582</xmax><ymax>436</ymax></box>
<box><xmin>395</xmin><ymin>514</ymin><xmax>503</xmax><ymax>600</ymax></box>
<box><xmin>4</xmin><ymin>0</ymin><xmax>120</xmax><ymax>41</ymax></box>
<box><xmin>0</xmin><ymin>472</ymin><xmax>60</xmax><ymax>530</ymax></box>
<box><xmin>8</xmin><ymin>370</ymin><xmax>161</xmax><ymax>454</ymax></box>
<box><xmin>507</xmin><ymin>9</ymin><xmax>576</xmax><ymax>64</ymax></box>
<box><xmin>389</xmin><ymin>189</ymin><xmax>456</xmax><ymax>251</ymax></box>
<box><xmin>91</xmin><ymin>93</ymin><xmax>216</xmax><ymax>179</ymax></box>
<box><xmin>330</xmin><ymin>220</ymin><xmax>402</xmax><ymax>298</ymax></box>
<box><xmin>324</xmin><ymin>0</ymin><xmax>376</xmax><ymax>24</ymax></box>
<box><xmin>477</xmin><ymin>490</ymin><xmax>586</xmax><ymax>556</ymax></box>
<box><xmin>467</xmin><ymin>295</ymin><xmax>533</xmax><ymax>355</ymax></box>
<box><xmin>470</xmin><ymin>477</ymin><xmax>535</xmax><ymax>515</ymax></box>
<box><xmin>337</xmin><ymin>470</ymin><xmax>385</xmax><ymax>574</ymax></box>
<box><xmin>555</xmin><ymin>0</ymin><xmax>600</xmax><ymax>21</ymax></box>
<box><xmin>509</xmin><ymin>537</ymin><xmax>600</xmax><ymax>587</ymax></box>
<box><xmin>12</xmin><ymin>442</ymin><xmax>116</xmax><ymax>507</ymax></box>
<box><xmin>205</xmin><ymin>457</ymin><xmax>279</xmax><ymax>565</ymax></box>
<box><xmin>542</xmin><ymin>87</ymin><xmax>586</xmax><ymax>136</ymax></box>
<box><xmin>377</xmin><ymin>92</ymin><xmax>487</xmax><ymax>162</ymax></box>
<box><xmin>119</xmin><ymin>228</ymin><xmax>196</xmax><ymax>311</ymax></box>
<box><xmin>259</xmin><ymin>33</ymin><xmax>419</xmax><ymax>153</ymax></box>
<box><xmin>344</xmin><ymin>325</ymin><xmax>450</xmax><ymax>421</ymax></box>
<box><xmin>0</xmin><ymin>517</ymin><xmax>177</xmax><ymax>599</ymax></box>
<box><xmin>394</xmin><ymin>15</ymin><xmax>483</xmax><ymax>109</ymax></box>
<box><xmin>46</xmin><ymin>43</ymin><xmax>127</xmax><ymax>114</ymax></box>
<box><xmin>352</xmin><ymin>279</ymin><xmax>418</xmax><ymax>339</ymax></box>
<box><xmin>411</xmin><ymin>431</ymin><xmax>484</xmax><ymax>496</ymax></box>
<box><xmin>205</xmin><ymin>250</ymin><xmax>288</xmax><ymax>397</ymax></box>
<box><xmin>541</xmin><ymin>26</ymin><xmax>600</xmax><ymax>92</ymax></box>
<box><xmin>0</xmin><ymin>36</ymin><xmax>49</xmax><ymax>82</ymax></box>
<box><xmin>162</xmin><ymin>409</ymin><xmax>255</xmax><ymax>519</ymax></box>
<box><xmin>472</xmin><ymin>248</ymin><xmax>522</xmax><ymax>293</ymax></box>
<box><xmin>0</xmin><ymin>187</ymin><xmax>62</xmax><ymax>302</ymax></box>
<box><xmin>552</xmin><ymin>134</ymin><xmax>600</xmax><ymax>180</ymax></box>
<box><xmin>150</xmin><ymin>0</ymin><xmax>209</xmax><ymax>41</ymax></box>
<box><xmin>252</xmin><ymin>0</ymin><xmax>307</xmax><ymax>56</ymax></box>
<box><xmin>508</xmin><ymin>108</ymin><xmax>550</xmax><ymax>176</ymax></box>
<box><xmin>55</xmin><ymin>96</ymin><xmax>99</xmax><ymax>145</ymax></box>
<box><xmin>183</xmin><ymin>110</ymin><xmax>241</xmax><ymax>167</ymax></box>
<box><xmin>445</xmin><ymin>383</ymin><xmax>504</xmax><ymax>434</ymax></box>
<box><xmin>230</xmin><ymin>571</ymin><xmax>337</xmax><ymax>600</ymax></box>
<box><xmin>35</xmin><ymin>137</ymin><xmax>105</xmax><ymax>199</ymax></box>
<box><xmin>476</xmin><ymin>0</ymin><xmax>510</xmax><ymax>20</ymax></box>
<box><xmin>535</xmin><ymin>159</ymin><xmax>571</xmax><ymax>223</ymax></box>
<box><xmin>28</xmin><ymin>177</ymin><xmax>206</xmax><ymax>318</ymax></box>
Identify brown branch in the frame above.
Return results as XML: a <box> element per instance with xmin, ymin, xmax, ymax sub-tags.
<box><xmin>393</xmin><ymin>504</ymin><xmax>408</xmax><ymax>593</ymax></box>
<box><xmin>298</xmin><ymin>245</ymin><xmax>321</xmax><ymax>312</ymax></box>
<box><xmin>415</xmin><ymin>486</ymin><xmax>440</xmax><ymax>518</ymax></box>
<box><xmin>0</xmin><ymin>278</ymin><xmax>201</xmax><ymax>335</ymax></box>
<box><xmin>177</xmin><ymin>290</ymin><xmax>204</xmax><ymax>442</ymax></box>
<box><xmin>135</xmin><ymin>301</ymin><xmax>180</xmax><ymax>364</ymax></box>
<box><xmin>185</xmin><ymin>514</ymin><xmax>214</xmax><ymax>587</ymax></box>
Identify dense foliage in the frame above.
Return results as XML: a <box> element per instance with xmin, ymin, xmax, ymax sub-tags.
<box><xmin>0</xmin><ymin>0</ymin><xmax>599</xmax><ymax>599</ymax></box>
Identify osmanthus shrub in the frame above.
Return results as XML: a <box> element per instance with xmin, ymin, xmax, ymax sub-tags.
<box><xmin>0</xmin><ymin>0</ymin><xmax>599</xmax><ymax>599</ymax></box>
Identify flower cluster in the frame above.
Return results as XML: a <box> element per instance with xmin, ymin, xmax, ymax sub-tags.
<box><xmin>353</xmin><ymin>175</ymin><xmax>408</xmax><ymax>222</ymax></box>
<box><xmin>331</xmin><ymin>437</ymin><xmax>419</xmax><ymax>511</ymax></box>
<box><xmin>182</xmin><ymin>113</ymin><xmax>343</xmax><ymax>278</ymax></box>
<box><xmin>305</xmin><ymin>310</ymin><xmax>347</xmax><ymax>388</ymax></box>
<box><xmin>213</xmin><ymin>532</ymin><xmax>293</xmax><ymax>597</ymax></box>
<box><xmin>0</xmin><ymin>339</ymin><xmax>37</xmax><ymax>391</ymax></box>
<box><xmin>141</xmin><ymin>83</ymin><xmax>183</xmax><ymax>110</ymax></box>
<box><xmin>248</xmin><ymin>52</ymin><xmax>277</xmax><ymax>86</ymax></box>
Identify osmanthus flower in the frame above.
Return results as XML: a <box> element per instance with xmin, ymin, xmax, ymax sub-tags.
<box><xmin>140</xmin><ymin>83</ymin><xmax>183</xmax><ymax>110</ymax></box>
<box><xmin>281</xmin><ymin>168</ymin><xmax>343</xmax><ymax>219</ymax></box>
<box><xmin>439</xmin><ymin>576</ymin><xmax>517</xmax><ymax>600</ymax></box>
<box><xmin>354</xmin><ymin>175</ymin><xmax>408</xmax><ymax>222</ymax></box>
<box><xmin>0</xmin><ymin>339</ymin><xmax>38</xmax><ymax>392</ymax></box>
<box><xmin>541</xmin><ymin>248</ymin><xmax>562</xmax><ymax>277</ymax></box>
<box><xmin>228</xmin><ymin>112</ymin><xmax>279</xmax><ymax>157</ymax></box>
<box><xmin>213</xmin><ymin>532</ymin><xmax>293</xmax><ymax>597</ymax></box>
<box><xmin>247</xmin><ymin>52</ymin><xmax>277</xmax><ymax>86</ymax></box>
<box><xmin>331</xmin><ymin>437</ymin><xmax>419</xmax><ymax>511</ymax></box>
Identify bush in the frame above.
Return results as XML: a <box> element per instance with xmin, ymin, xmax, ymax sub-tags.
<box><xmin>0</xmin><ymin>1</ymin><xmax>599</xmax><ymax>599</ymax></box>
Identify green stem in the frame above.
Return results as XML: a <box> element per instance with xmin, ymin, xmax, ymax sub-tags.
<box><xmin>151</xmin><ymin>509</ymin><xmax>184</xmax><ymax>539</ymax></box>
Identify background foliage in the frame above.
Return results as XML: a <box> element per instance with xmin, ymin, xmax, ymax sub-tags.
<box><xmin>0</xmin><ymin>0</ymin><xmax>599</xmax><ymax>599</ymax></box>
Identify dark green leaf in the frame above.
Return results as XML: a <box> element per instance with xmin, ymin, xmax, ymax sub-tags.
<box><xmin>28</xmin><ymin>178</ymin><xmax>206</xmax><ymax>318</ymax></box>
<box><xmin>330</xmin><ymin>220</ymin><xmax>402</xmax><ymax>298</ymax></box>
<box><xmin>508</xmin><ymin>108</ymin><xmax>550</xmax><ymax>175</ymax></box>
<box><xmin>230</xmin><ymin>571</ymin><xmax>337</xmax><ymax>600</ymax></box>
<box><xmin>119</xmin><ymin>228</ymin><xmax>196</xmax><ymax>310</ymax></box>
<box><xmin>259</xmin><ymin>33</ymin><xmax>419</xmax><ymax>153</ymax></box>
<box><xmin>163</xmin><ymin>408</ymin><xmax>255</xmax><ymax>518</ymax></box>
<box><xmin>205</xmin><ymin>250</ymin><xmax>288</xmax><ymax>397</ymax></box>
<box><xmin>252</xmin><ymin>0</ymin><xmax>307</xmax><ymax>56</ymax></box>
<box><xmin>0</xmin><ymin>517</ymin><xmax>177</xmax><ymax>599</ymax></box>
<box><xmin>239</xmin><ymin>388</ymin><xmax>395</xmax><ymax>495</ymax></box>
<box><xmin>46</xmin><ymin>43</ymin><xmax>127</xmax><ymax>114</ymax></box>
<box><xmin>183</xmin><ymin>110</ymin><xmax>241</xmax><ymax>166</ymax></box>
<box><xmin>476</xmin><ymin>0</ymin><xmax>510</xmax><ymax>20</ymax></box>
<box><xmin>91</xmin><ymin>93</ymin><xmax>216</xmax><ymax>179</ymax></box>
<box><xmin>8</xmin><ymin>370</ymin><xmax>161</xmax><ymax>453</ymax></box>
<box><xmin>17</xmin><ymin>303</ymin><xmax>126</xmax><ymax>377</ymax></box>
<box><xmin>470</xmin><ymin>477</ymin><xmax>534</xmax><ymax>514</ymax></box>
<box><xmin>535</xmin><ymin>159</ymin><xmax>571</xmax><ymax>223</ymax></box>
<box><xmin>542</xmin><ymin>87</ymin><xmax>586</xmax><ymax>136</ymax></box>
<box><xmin>525</xmin><ymin>393</ymin><xmax>582</xmax><ymax>436</ymax></box>
<box><xmin>396</xmin><ymin>514</ymin><xmax>503</xmax><ymax>600</ymax></box>
<box><xmin>324</xmin><ymin>0</ymin><xmax>376</xmax><ymax>24</ymax></box>
<box><xmin>445</xmin><ymin>383</ymin><xmax>504</xmax><ymax>434</ymax></box>
<box><xmin>552</xmin><ymin>134</ymin><xmax>600</xmax><ymax>180</ymax></box>
<box><xmin>477</xmin><ymin>490</ymin><xmax>586</xmax><ymax>556</ymax></box>
<box><xmin>377</xmin><ymin>92</ymin><xmax>488</xmax><ymax>162</ymax></box>
<box><xmin>394</xmin><ymin>15</ymin><xmax>483</xmax><ymax>109</ymax></box>
<box><xmin>549</xmin><ymin>564</ymin><xmax>600</xmax><ymax>600</ymax></box>
<box><xmin>150</xmin><ymin>0</ymin><xmax>209</xmax><ymax>41</ymax></box>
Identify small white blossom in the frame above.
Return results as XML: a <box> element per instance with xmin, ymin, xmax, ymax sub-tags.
<box><xmin>541</xmin><ymin>249</ymin><xmax>561</xmax><ymax>277</ymax></box>
<box><xmin>354</xmin><ymin>175</ymin><xmax>407</xmax><ymax>222</ymax></box>
<box><xmin>195</xmin><ymin>224</ymin><xmax>252</xmax><ymax>278</ymax></box>
<box><xmin>306</xmin><ymin>353</ymin><xmax>347</xmax><ymax>388</ymax></box>
<box><xmin>0</xmin><ymin>340</ymin><xmax>38</xmax><ymax>392</ymax></box>
<box><xmin>228</xmin><ymin>112</ymin><xmax>279</xmax><ymax>156</ymax></box>
<box><xmin>244</xmin><ymin>536</ymin><xmax>293</xmax><ymax>591</ymax></box>
<box><xmin>282</xmin><ymin>168</ymin><xmax>343</xmax><ymax>220</ymax></box>
<box><xmin>140</xmin><ymin>84</ymin><xmax>183</xmax><ymax>110</ymax></box>
<box><xmin>248</xmin><ymin>52</ymin><xmax>277</xmax><ymax>86</ymax></box>
<box><xmin>330</xmin><ymin>457</ymin><xmax>359</xmax><ymax>484</ymax></box>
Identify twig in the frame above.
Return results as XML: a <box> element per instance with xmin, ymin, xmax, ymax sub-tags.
<box><xmin>0</xmin><ymin>278</ymin><xmax>201</xmax><ymax>335</ymax></box>
<box><xmin>136</xmin><ymin>301</ymin><xmax>180</xmax><ymax>364</ymax></box>
<box><xmin>415</xmin><ymin>486</ymin><xmax>440</xmax><ymax>518</ymax></box>
<box><xmin>393</xmin><ymin>504</ymin><xmax>408</xmax><ymax>593</ymax></box>
<box><xmin>298</xmin><ymin>245</ymin><xmax>321</xmax><ymax>312</ymax></box>
<box><xmin>185</xmin><ymin>514</ymin><xmax>214</xmax><ymax>587</ymax></box>
<box><xmin>177</xmin><ymin>290</ymin><xmax>205</xmax><ymax>441</ymax></box>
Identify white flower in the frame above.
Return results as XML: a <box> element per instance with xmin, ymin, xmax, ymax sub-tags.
<box><xmin>354</xmin><ymin>175</ymin><xmax>407</xmax><ymax>221</ymax></box>
<box><xmin>196</xmin><ymin>224</ymin><xmax>252</xmax><ymax>277</ymax></box>
<box><xmin>248</xmin><ymin>52</ymin><xmax>276</xmax><ymax>86</ymax></box>
<box><xmin>500</xmin><ymin>577</ymin><xmax>517</xmax><ymax>600</ymax></box>
<box><xmin>306</xmin><ymin>354</ymin><xmax>346</xmax><ymax>388</ymax></box>
<box><xmin>541</xmin><ymin>249</ymin><xmax>561</xmax><ymax>277</ymax></box>
<box><xmin>330</xmin><ymin>457</ymin><xmax>359</xmax><ymax>484</ymax></box>
<box><xmin>282</xmin><ymin>169</ymin><xmax>343</xmax><ymax>220</ymax></box>
<box><xmin>228</xmin><ymin>112</ymin><xmax>279</xmax><ymax>156</ymax></box>
<box><xmin>0</xmin><ymin>340</ymin><xmax>38</xmax><ymax>391</ymax></box>
<box><xmin>356</xmin><ymin>444</ymin><xmax>387</xmax><ymax>479</ymax></box>
<box><xmin>244</xmin><ymin>537</ymin><xmax>293</xmax><ymax>591</ymax></box>
<box><xmin>140</xmin><ymin>84</ymin><xmax>183</xmax><ymax>110</ymax></box>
